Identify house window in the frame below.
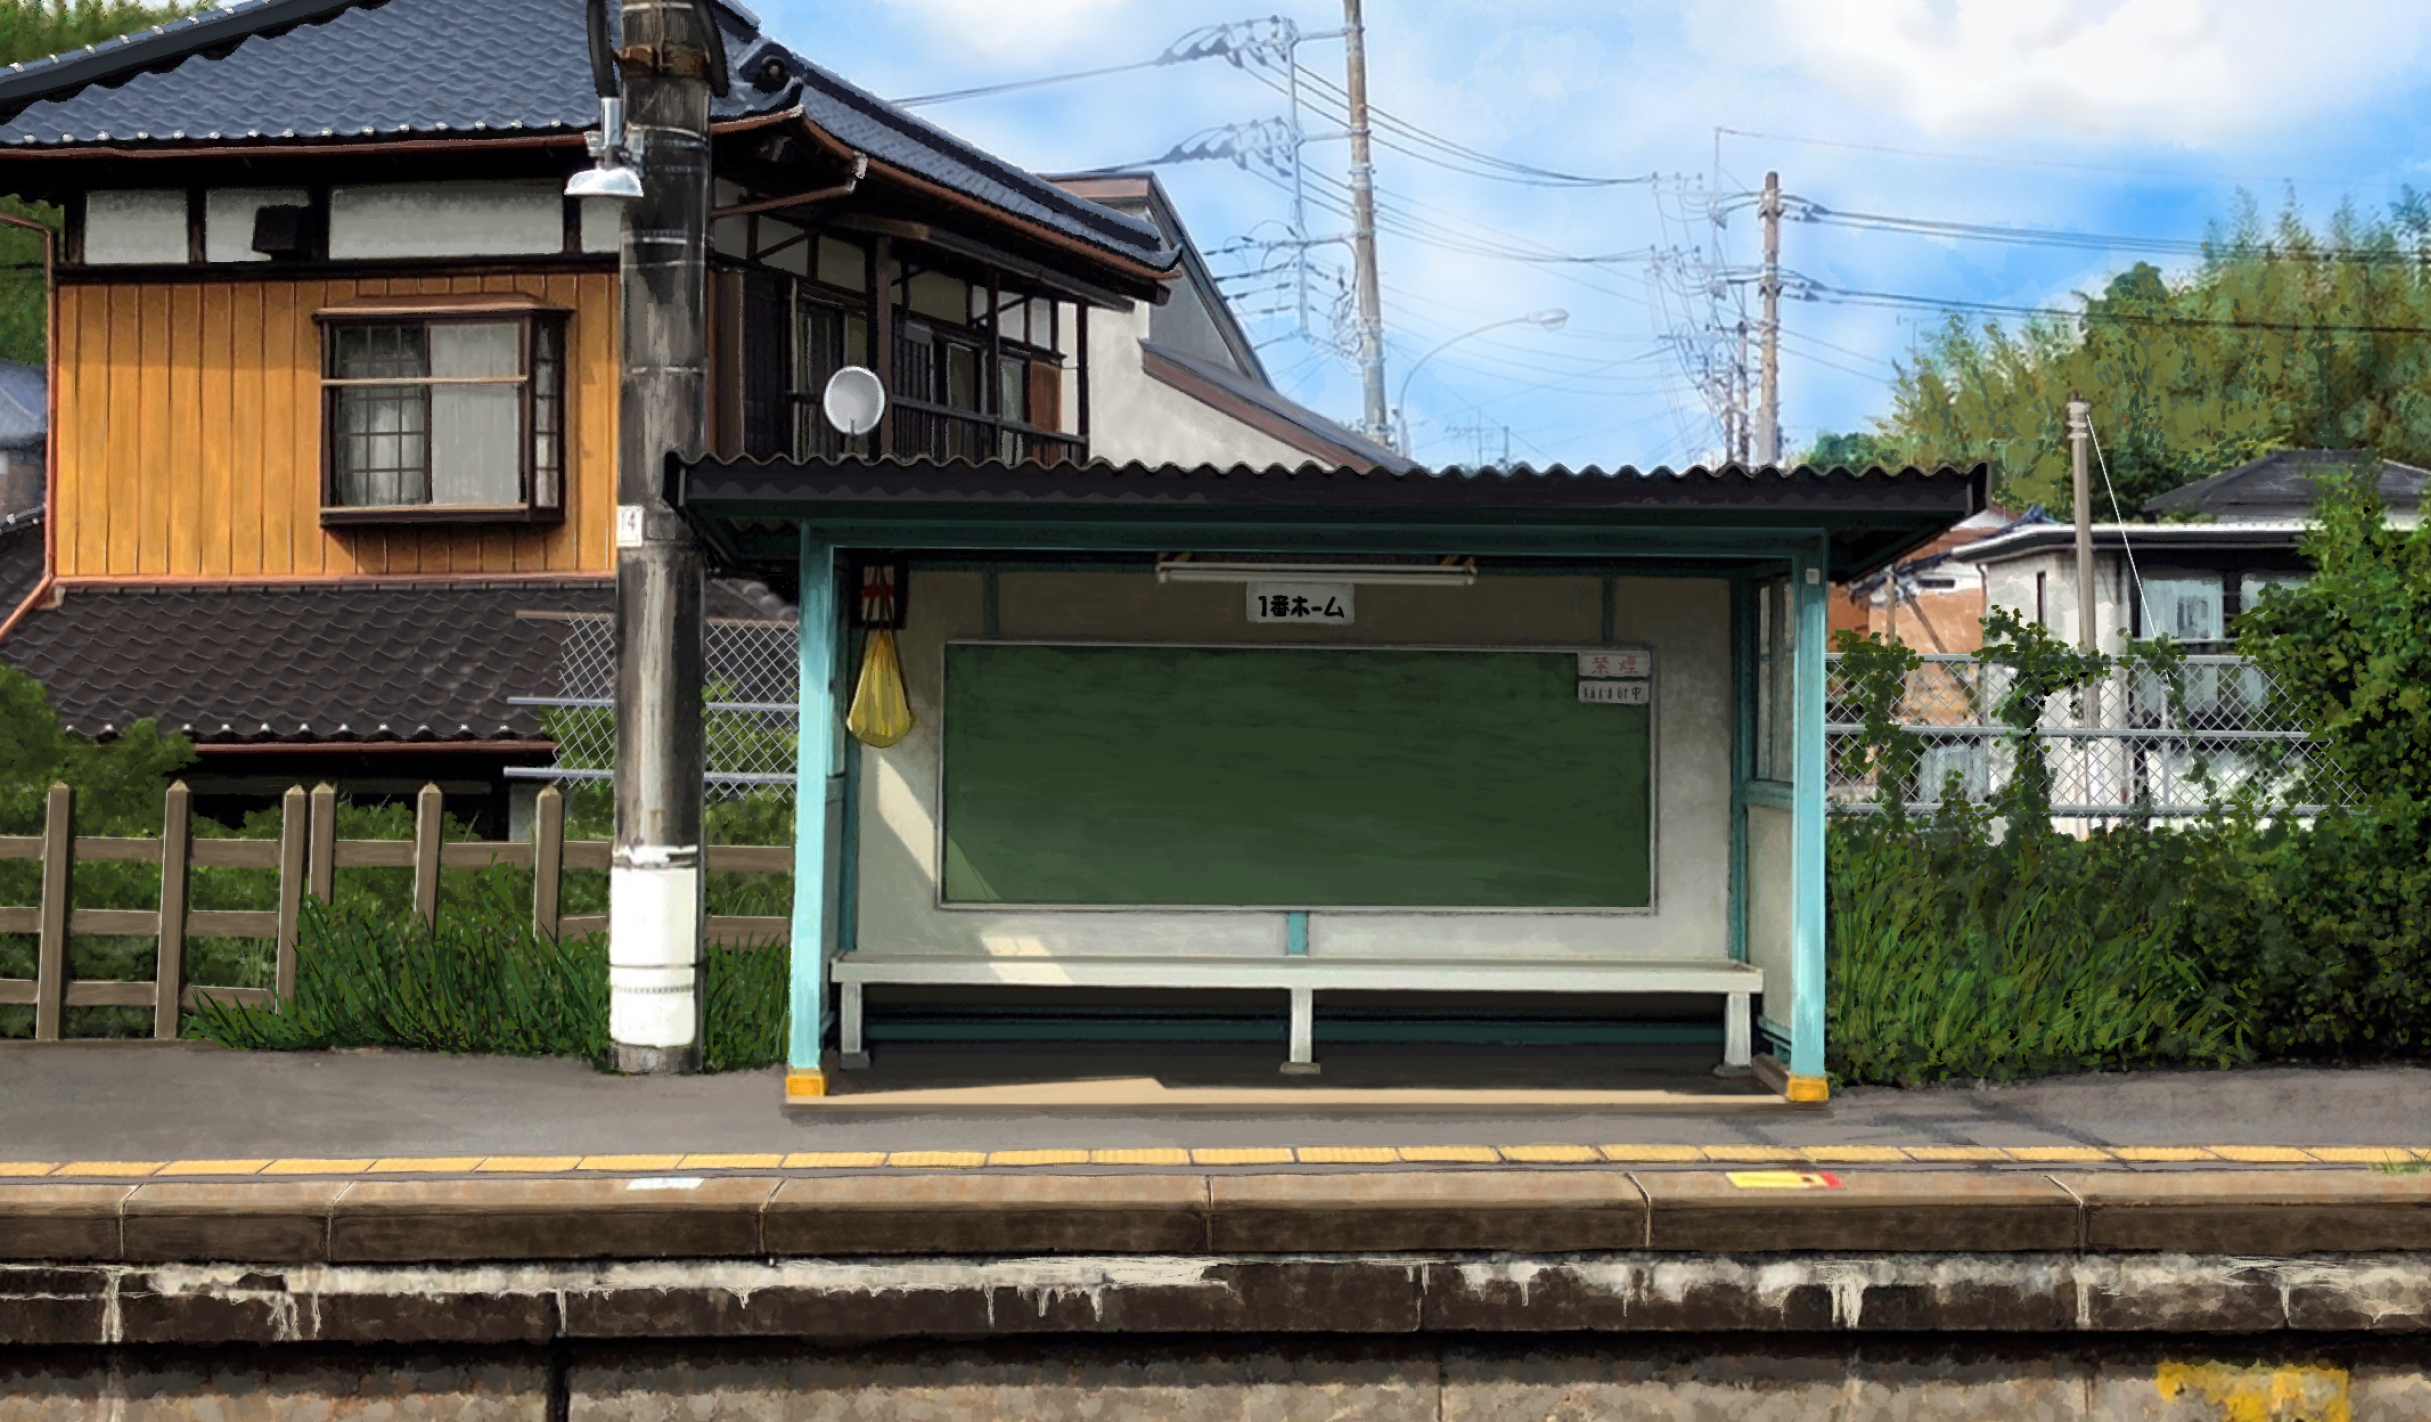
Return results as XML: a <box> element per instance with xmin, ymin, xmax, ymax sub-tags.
<box><xmin>319</xmin><ymin>312</ymin><xmax>566</xmax><ymax>522</ymax></box>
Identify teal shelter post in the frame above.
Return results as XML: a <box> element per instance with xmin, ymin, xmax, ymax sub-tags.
<box><xmin>788</xmin><ymin>531</ymin><xmax>837</xmax><ymax>1095</ymax></box>
<box><xmin>1787</xmin><ymin>541</ymin><xmax>1830</xmax><ymax>1095</ymax></box>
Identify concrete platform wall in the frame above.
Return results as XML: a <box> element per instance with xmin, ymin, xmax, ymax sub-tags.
<box><xmin>6</xmin><ymin>1338</ymin><xmax>2428</xmax><ymax>1421</ymax></box>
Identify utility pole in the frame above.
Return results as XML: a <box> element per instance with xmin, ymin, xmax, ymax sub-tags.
<box><xmin>2067</xmin><ymin>395</ymin><xmax>2096</xmax><ymax>653</ymax></box>
<box><xmin>609</xmin><ymin>0</ymin><xmax>720</xmax><ymax>1074</ymax></box>
<box><xmin>1756</xmin><ymin>170</ymin><xmax>1781</xmax><ymax>465</ymax></box>
<box><xmin>1733</xmin><ymin>317</ymin><xmax>1752</xmax><ymax>463</ymax></box>
<box><xmin>1341</xmin><ymin>0</ymin><xmax>1388</xmax><ymax>443</ymax></box>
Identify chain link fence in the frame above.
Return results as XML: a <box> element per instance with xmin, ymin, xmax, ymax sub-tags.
<box><xmin>511</xmin><ymin>613</ymin><xmax>801</xmax><ymax>801</ymax></box>
<box><xmin>1827</xmin><ymin>652</ymin><xmax>2361</xmax><ymax>820</ymax></box>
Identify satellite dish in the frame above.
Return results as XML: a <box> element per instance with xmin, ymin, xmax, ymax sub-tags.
<box><xmin>822</xmin><ymin>366</ymin><xmax>887</xmax><ymax>437</ymax></box>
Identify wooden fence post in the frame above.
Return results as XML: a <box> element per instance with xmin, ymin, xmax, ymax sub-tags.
<box><xmin>412</xmin><ymin>782</ymin><xmax>443</xmax><ymax>928</ymax></box>
<box><xmin>533</xmin><ymin>784</ymin><xmax>564</xmax><ymax>940</ymax></box>
<box><xmin>32</xmin><ymin>782</ymin><xmax>71</xmax><ymax>1042</ymax></box>
<box><xmin>154</xmin><ymin>781</ymin><xmax>191</xmax><ymax>1040</ymax></box>
<box><xmin>275</xmin><ymin>784</ymin><xmax>306</xmax><ymax>1004</ymax></box>
<box><xmin>308</xmin><ymin>782</ymin><xmax>337</xmax><ymax>903</ymax></box>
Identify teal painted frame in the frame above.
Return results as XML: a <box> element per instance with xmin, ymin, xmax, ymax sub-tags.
<box><xmin>778</xmin><ymin>516</ymin><xmax>1843</xmax><ymax>1075</ymax></box>
<box><xmin>788</xmin><ymin>533</ymin><xmax>839</xmax><ymax>1073</ymax></box>
<box><xmin>1789</xmin><ymin>537</ymin><xmax>1830</xmax><ymax>1080</ymax></box>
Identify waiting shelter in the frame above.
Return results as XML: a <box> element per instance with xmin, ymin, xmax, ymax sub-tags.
<box><xmin>672</xmin><ymin>456</ymin><xmax>1988</xmax><ymax>1102</ymax></box>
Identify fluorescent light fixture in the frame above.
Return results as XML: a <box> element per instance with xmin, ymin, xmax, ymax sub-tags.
<box><xmin>1154</xmin><ymin>558</ymin><xmax>1476</xmax><ymax>587</ymax></box>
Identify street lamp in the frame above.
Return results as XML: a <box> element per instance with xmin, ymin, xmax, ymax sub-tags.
<box><xmin>1392</xmin><ymin>308</ymin><xmax>1567</xmax><ymax>458</ymax></box>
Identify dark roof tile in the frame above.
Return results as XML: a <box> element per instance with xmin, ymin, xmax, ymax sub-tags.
<box><xmin>0</xmin><ymin>578</ymin><xmax>789</xmax><ymax>745</ymax></box>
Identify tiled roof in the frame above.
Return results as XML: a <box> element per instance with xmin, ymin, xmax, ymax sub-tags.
<box><xmin>2142</xmin><ymin>448</ymin><xmax>2428</xmax><ymax>518</ymax></box>
<box><xmin>0</xmin><ymin>0</ymin><xmax>1169</xmax><ymax>267</ymax></box>
<box><xmin>0</xmin><ymin>578</ymin><xmax>787</xmax><ymax>745</ymax></box>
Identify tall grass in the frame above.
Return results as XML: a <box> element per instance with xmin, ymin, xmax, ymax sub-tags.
<box><xmin>1827</xmin><ymin>816</ymin><xmax>2246</xmax><ymax>1084</ymax></box>
<box><xmin>188</xmin><ymin>881</ymin><xmax>789</xmax><ymax>1072</ymax></box>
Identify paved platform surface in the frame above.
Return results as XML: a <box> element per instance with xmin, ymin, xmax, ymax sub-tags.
<box><xmin>2</xmin><ymin>1042</ymin><xmax>2426</xmax><ymax>1175</ymax></box>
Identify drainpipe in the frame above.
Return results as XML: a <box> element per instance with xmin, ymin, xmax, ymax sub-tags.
<box><xmin>607</xmin><ymin>0</ymin><xmax>726</xmax><ymax>1074</ymax></box>
<box><xmin>0</xmin><ymin>210</ymin><xmax>56</xmax><ymax>645</ymax></box>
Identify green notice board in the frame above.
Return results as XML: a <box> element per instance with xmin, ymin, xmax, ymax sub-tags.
<box><xmin>941</xmin><ymin>644</ymin><xmax>1652</xmax><ymax>908</ymax></box>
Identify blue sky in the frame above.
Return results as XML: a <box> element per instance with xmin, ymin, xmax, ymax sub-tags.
<box><xmin>753</xmin><ymin>0</ymin><xmax>2431</xmax><ymax>469</ymax></box>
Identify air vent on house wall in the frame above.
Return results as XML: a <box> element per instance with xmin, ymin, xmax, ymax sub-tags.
<box><xmin>250</xmin><ymin>204</ymin><xmax>320</xmax><ymax>259</ymax></box>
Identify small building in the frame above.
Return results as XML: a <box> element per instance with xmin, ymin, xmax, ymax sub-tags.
<box><xmin>677</xmin><ymin>454</ymin><xmax>1986</xmax><ymax>1099</ymax></box>
<box><xmin>1837</xmin><ymin>505</ymin><xmax>2026</xmax><ymax>654</ymax></box>
<box><xmin>1973</xmin><ymin>450</ymin><xmax>2423</xmax><ymax>652</ymax></box>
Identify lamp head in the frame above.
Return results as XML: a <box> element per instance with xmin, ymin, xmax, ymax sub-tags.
<box><xmin>1527</xmin><ymin>308</ymin><xmax>1569</xmax><ymax>330</ymax></box>
<box><xmin>566</xmin><ymin>164</ymin><xmax>644</xmax><ymax>201</ymax></box>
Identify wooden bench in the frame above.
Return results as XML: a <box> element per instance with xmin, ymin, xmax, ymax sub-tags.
<box><xmin>830</xmin><ymin>955</ymin><xmax>1762</xmax><ymax>1075</ymax></box>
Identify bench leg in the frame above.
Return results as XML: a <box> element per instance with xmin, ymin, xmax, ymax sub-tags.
<box><xmin>1281</xmin><ymin>986</ymin><xmax>1320</xmax><ymax>1075</ymax></box>
<box><xmin>838</xmin><ymin>981</ymin><xmax>870</xmax><ymax>1070</ymax></box>
<box><xmin>1714</xmin><ymin>991</ymin><xmax>1754</xmax><ymax>1078</ymax></box>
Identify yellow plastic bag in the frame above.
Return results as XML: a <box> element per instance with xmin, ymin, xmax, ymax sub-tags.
<box><xmin>845</xmin><ymin>628</ymin><xmax>915</xmax><ymax>748</ymax></box>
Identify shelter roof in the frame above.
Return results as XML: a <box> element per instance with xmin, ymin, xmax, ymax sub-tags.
<box><xmin>675</xmin><ymin>455</ymin><xmax>1991</xmax><ymax>583</ymax></box>
<box><xmin>0</xmin><ymin>0</ymin><xmax>1171</xmax><ymax>272</ymax></box>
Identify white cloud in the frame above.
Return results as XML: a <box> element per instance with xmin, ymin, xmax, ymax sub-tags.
<box><xmin>872</xmin><ymin>0</ymin><xmax>1141</xmax><ymax>58</ymax></box>
<box><xmin>1703</xmin><ymin>0</ymin><xmax>2431</xmax><ymax>144</ymax></box>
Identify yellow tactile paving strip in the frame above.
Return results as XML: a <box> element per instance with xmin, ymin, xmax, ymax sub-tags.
<box><xmin>0</xmin><ymin>1145</ymin><xmax>2422</xmax><ymax>1178</ymax></box>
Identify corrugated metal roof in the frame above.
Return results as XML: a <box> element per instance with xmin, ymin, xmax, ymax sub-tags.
<box><xmin>0</xmin><ymin>0</ymin><xmax>1169</xmax><ymax>267</ymax></box>
<box><xmin>680</xmin><ymin>453</ymin><xmax>1990</xmax><ymax>509</ymax></box>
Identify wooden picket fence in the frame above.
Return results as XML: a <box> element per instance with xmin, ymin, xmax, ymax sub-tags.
<box><xmin>0</xmin><ymin>781</ymin><xmax>795</xmax><ymax>1042</ymax></box>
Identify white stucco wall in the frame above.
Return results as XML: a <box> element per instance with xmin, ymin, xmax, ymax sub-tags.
<box><xmin>852</xmin><ymin>569</ymin><xmax>1737</xmax><ymax>964</ymax></box>
<box><xmin>1982</xmin><ymin>549</ymin><xmax>2138</xmax><ymax>654</ymax></box>
<box><xmin>1084</xmin><ymin>305</ymin><xmax>1318</xmax><ymax>470</ymax></box>
<box><xmin>328</xmin><ymin>181</ymin><xmax>564</xmax><ymax>259</ymax></box>
<box><xmin>83</xmin><ymin>190</ymin><xmax>187</xmax><ymax>265</ymax></box>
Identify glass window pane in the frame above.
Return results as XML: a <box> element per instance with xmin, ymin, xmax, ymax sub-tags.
<box><xmin>430</xmin><ymin>321</ymin><xmax>521</xmax><ymax>378</ymax></box>
<box><xmin>333</xmin><ymin>384</ymin><xmax>427</xmax><ymax>505</ymax></box>
<box><xmin>431</xmin><ymin>383</ymin><xmax>521</xmax><ymax>504</ymax></box>
<box><xmin>334</xmin><ymin>323</ymin><xmax>426</xmax><ymax>380</ymax></box>
<box><xmin>530</xmin><ymin>320</ymin><xmax>563</xmax><ymax>508</ymax></box>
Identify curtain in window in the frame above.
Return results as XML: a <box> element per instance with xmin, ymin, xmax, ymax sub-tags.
<box><xmin>428</xmin><ymin>322</ymin><xmax>522</xmax><ymax>506</ymax></box>
<box><xmin>332</xmin><ymin>324</ymin><xmax>428</xmax><ymax>506</ymax></box>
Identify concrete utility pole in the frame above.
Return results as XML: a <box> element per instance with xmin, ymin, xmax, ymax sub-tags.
<box><xmin>609</xmin><ymin>0</ymin><xmax>720</xmax><ymax>1074</ymax></box>
<box><xmin>2067</xmin><ymin>395</ymin><xmax>2096</xmax><ymax>653</ymax></box>
<box><xmin>1341</xmin><ymin>0</ymin><xmax>1389</xmax><ymax>443</ymax></box>
<box><xmin>1756</xmin><ymin>171</ymin><xmax>1782</xmax><ymax>465</ymax></box>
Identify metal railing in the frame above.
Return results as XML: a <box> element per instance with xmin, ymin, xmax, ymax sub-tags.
<box><xmin>1825</xmin><ymin>652</ymin><xmax>2358</xmax><ymax>819</ymax></box>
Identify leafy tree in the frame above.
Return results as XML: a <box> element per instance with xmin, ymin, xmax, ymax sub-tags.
<box><xmin>0</xmin><ymin>1</ymin><xmax>206</xmax><ymax>364</ymax></box>
<box><xmin>1799</xmin><ymin>428</ymin><xmax>1903</xmax><ymax>470</ymax></box>
<box><xmin>1859</xmin><ymin>193</ymin><xmax>2431</xmax><ymax>514</ymax></box>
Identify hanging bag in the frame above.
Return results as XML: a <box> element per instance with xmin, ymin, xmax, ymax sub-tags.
<box><xmin>845</xmin><ymin>628</ymin><xmax>915</xmax><ymax>748</ymax></box>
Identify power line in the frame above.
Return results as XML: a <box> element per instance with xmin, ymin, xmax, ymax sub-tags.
<box><xmin>1714</xmin><ymin>126</ymin><xmax>2386</xmax><ymax>189</ymax></box>
<box><xmin>892</xmin><ymin>17</ymin><xmax>1297</xmax><ymax>108</ymax></box>
<box><xmin>1808</xmin><ymin>282</ymin><xmax>2431</xmax><ymax>336</ymax></box>
<box><xmin>1786</xmin><ymin>198</ymin><xmax>2431</xmax><ymax>264</ymax></box>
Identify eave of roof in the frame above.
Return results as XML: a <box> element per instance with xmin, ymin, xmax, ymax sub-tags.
<box><xmin>1141</xmin><ymin>341</ymin><xmax>1413</xmax><ymax>474</ymax></box>
<box><xmin>1964</xmin><ymin>521</ymin><xmax>2315</xmax><ymax>565</ymax></box>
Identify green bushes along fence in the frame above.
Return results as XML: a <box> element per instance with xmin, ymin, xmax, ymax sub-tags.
<box><xmin>1826</xmin><ymin>467</ymin><xmax>2431</xmax><ymax>1083</ymax></box>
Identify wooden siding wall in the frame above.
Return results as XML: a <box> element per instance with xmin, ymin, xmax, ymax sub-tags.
<box><xmin>55</xmin><ymin>272</ymin><xmax>618</xmax><ymax>578</ymax></box>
